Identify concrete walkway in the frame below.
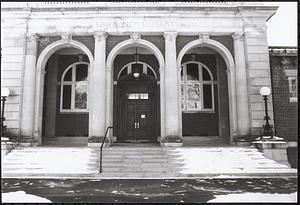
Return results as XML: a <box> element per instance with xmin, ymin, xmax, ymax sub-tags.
<box><xmin>1</xmin><ymin>146</ymin><xmax>297</xmax><ymax>179</ymax></box>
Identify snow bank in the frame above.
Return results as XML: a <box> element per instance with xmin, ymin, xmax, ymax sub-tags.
<box><xmin>207</xmin><ymin>192</ymin><xmax>297</xmax><ymax>203</ymax></box>
<box><xmin>2</xmin><ymin>191</ymin><xmax>52</xmax><ymax>203</ymax></box>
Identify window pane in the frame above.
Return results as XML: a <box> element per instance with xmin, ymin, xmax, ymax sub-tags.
<box><xmin>290</xmin><ymin>79</ymin><xmax>297</xmax><ymax>98</ymax></box>
<box><xmin>131</xmin><ymin>63</ymin><xmax>143</xmax><ymax>74</ymax></box>
<box><xmin>181</xmin><ymin>84</ymin><xmax>185</xmax><ymax>109</ymax></box>
<box><xmin>186</xmin><ymin>84</ymin><xmax>201</xmax><ymax>101</ymax></box>
<box><xmin>75</xmin><ymin>84</ymin><xmax>87</xmax><ymax>109</ymax></box>
<box><xmin>62</xmin><ymin>85</ymin><xmax>72</xmax><ymax>109</ymax></box>
<box><xmin>119</xmin><ymin>68</ymin><xmax>128</xmax><ymax>79</ymax></box>
<box><xmin>64</xmin><ymin>69</ymin><xmax>72</xmax><ymax>81</ymax></box>
<box><xmin>202</xmin><ymin>67</ymin><xmax>211</xmax><ymax>81</ymax></box>
<box><xmin>187</xmin><ymin>63</ymin><xmax>199</xmax><ymax>81</ymax></box>
<box><xmin>147</xmin><ymin>68</ymin><xmax>156</xmax><ymax>79</ymax></box>
<box><xmin>203</xmin><ymin>84</ymin><xmax>212</xmax><ymax>109</ymax></box>
<box><xmin>76</xmin><ymin>64</ymin><xmax>88</xmax><ymax>81</ymax></box>
<box><xmin>127</xmin><ymin>93</ymin><xmax>148</xmax><ymax>100</ymax></box>
<box><xmin>187</xmin><ymin>101</ymin><xmax>201</xmax><ymax>110</ymax></box>
<box><xmin>181</xmin><ymin>68</ymin><xmax>184</xmax><ymax>81</ymax></box>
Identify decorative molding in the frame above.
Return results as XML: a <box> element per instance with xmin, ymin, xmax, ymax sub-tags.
<box><xmin>232</xmin><ymin>33</ymin><xmax>244</xmax><ymax>40</ymax></box>
<box><xmin>94</xmin><ymin>31</ymin><xmax>107</xmax><ymax>41</ymax></box>
<box><xmin>61</xmin><ymin>33</ymin><xmax>72</xmax><ymax>42</ymax></box>
<box><xmin>163</xmin><ymin>32</ymin><xmax>177</xmax><ymax>42</ymax></box>
<box><xmin>130</xmin><ymin>33</ymin><xmax>141</xmax><ymax>42</ymax></box>
<box><xmin>199</xmin><ymin>33</ymin><xmax>210</xmax><ymax>42</ymax></box>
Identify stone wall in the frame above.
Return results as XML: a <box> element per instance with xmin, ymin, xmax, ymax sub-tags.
<box><xmin>243</xmin><ymin>17</ymin><xmax>274</xmax><ymax>137</ymax></box>
<box><xmin>1</xmin><ymin>18</ymin><xmax>27</xmax><ymax>137</ymax></box>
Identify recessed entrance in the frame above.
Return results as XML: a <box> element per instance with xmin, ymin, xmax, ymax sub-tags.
<box><xmin>116</xmin><ymin>62</ymin><xmax>158</xmax><ymax>143</ymax></box>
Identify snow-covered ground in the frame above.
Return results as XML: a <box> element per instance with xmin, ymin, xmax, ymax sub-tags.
<box><xmin>208</xmin><ymin>192</ymin><xmax>297</xmax><ymax>203</ymax></box>
<box><xmin>2</xmin><ymin>191</ymin><xmax>52</xmax><ymax>203</ymax></box>
<box><xmin>173</xmin><ymin>147</ymin><xmax>290</xmax><ymax>174</ymax></box>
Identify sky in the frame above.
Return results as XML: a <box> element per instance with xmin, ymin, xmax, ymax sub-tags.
<box><xmin>265</xmin><ymin>2</ymin><xmax>297</xmax><ymax>46</ymax></box>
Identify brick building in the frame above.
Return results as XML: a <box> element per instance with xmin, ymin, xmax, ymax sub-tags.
<box><xmin>269</xmin><ymin>47</ymin><xmax>298</xmax><ymax>145</ymax></box>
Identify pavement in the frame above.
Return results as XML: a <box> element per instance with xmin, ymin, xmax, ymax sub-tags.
<box><xmin>1</xmin><ymin>145</ymin><xmax>297</xmax><ymax>179</ymax></box>
<box><xmin>1</xmin><ymin>178</ymin><xmax>298</xmax><ymax>203</ymax></box>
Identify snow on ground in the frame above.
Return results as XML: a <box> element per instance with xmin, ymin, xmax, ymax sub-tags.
<box><xmin>207</xmin><ymin>192</ymin><xmax>297</xmax><ymax>203</ymax></box>
<box><xmin>173</xmin><ymin>147</ymin><xmax>288</xmax><ymax>174</ymax></box>
<box><xmin>2</xmin><ymin>191</ymin><xmax>52</xmax><ymax>203</ymax></box>
<box><xmin>2</xmin><ymin>147</ymin><xmax>98</xmax><ymax>174</ymax></box>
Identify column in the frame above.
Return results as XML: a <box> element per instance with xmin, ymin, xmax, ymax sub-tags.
<box><xmin>89</xmin><ymin>31</ymin><xmax>107</xmax><ymax>144</ymax></box>
<box><xmin>232</xmin><ymin>33</ymin><xmax>250</xmax><ymax>137</ymax></box>
<box><xmin>20</xmin><ymin>34</ymin><xmax>38</xmax><ymax>141</ymax></box>
<box><xmin>162</xmin><ymin>32</ymin><xmax>182</xmax><ymax>146</ymax></box>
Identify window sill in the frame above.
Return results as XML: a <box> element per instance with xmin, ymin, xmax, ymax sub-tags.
<box><xmin>60</xmin><ymin>110</ymin><xmax>89</xmax><ymax>114</ymax></box>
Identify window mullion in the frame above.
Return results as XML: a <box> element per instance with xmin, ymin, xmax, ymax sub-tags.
<box><xmin>71</xmin><ymin>65</ymin><xmax>76</xmax><ymax>110</ymax></box>
<box><xmin>199</xmin><ymin>64</ymin><xmax>203</xmax><ymax>110</ymax></box>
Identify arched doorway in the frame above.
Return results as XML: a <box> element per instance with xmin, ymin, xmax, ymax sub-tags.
<box><xmin>116</xmin><ymin>62</ymin><xmax>158</xmax><ymax>142</ymax></box>
<box><xmin>34</xmin><ymin>39</ymin><xmax>94</xmax><ymax>145</ymax></box>
<box><xmin>106</xmin><ymin>35</ymin><xmax>165</xmax><ymax>143</ymax></box>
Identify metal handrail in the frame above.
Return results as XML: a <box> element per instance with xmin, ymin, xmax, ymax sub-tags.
<box><xmin>99</xmin><ymin>126</ymin><xmax>113</xmax><ymax>173</ymax></box>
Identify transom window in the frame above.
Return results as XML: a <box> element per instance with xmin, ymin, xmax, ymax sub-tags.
<box><xmin>60</xmin><ymin>62</ymin><xmax>89</xmax><ymax>112</ymax></box>
<box><xmin>117</xmin><ymin>62</ymin><xmax>157</xmax><ymax>80</ymax></box>
<box><xmin>181</xmin><ymin>61</ymin><xmax>216</xmax><ymax>112</ymax></box>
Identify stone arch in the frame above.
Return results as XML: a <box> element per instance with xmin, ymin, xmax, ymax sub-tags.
<box><xmin>105</xmin><ymin>36</ymin><xmax>166</xmax><ymax>139</ymax></box>
<box><xmin>33</xmin><ymin>39</ymin><xmax>94</xmax><ymax>144</ymax></box>
<box><xmin>177</xmin><ymin>37</ymin><xmax>238</xmax><ymax>142</ymax></box>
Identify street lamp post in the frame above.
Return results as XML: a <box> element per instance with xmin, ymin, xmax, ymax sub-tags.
<box><xmin>1</xmin><ymin>88</ymin><xmax>10</xmax><ymax>136</ymax></box>
<box><xmin>259</xmin><ymin>87</ymin><xmax>273</xmax><ymax>140</ymax></box>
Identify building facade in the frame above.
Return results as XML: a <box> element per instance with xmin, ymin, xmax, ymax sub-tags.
<box><xmin>1</xmin><ymin>2</ymin><xmax>278</xmax><ymax>146</ymax></box>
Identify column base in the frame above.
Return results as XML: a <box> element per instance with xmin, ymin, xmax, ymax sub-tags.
<box><xmin>252</xmin><ymin>137</ymin><xmax>289</xmax><ymax>166</ymax></box>
<box><xmin>19</xmin><ymin>136</ymin><xmax>38</xmax><ymax>147</ymax></box>
<box><xmin>160</xmin><ymin>137</ymin><xmax>183</xmax><ymax>147</ymax></box>
<box><xmin>88</xmin><ymin>136</ymin><xmax>111</xmax><ymax>147</ymax></box>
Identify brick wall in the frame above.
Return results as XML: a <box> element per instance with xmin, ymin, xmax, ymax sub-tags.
<box><xmin>269</xmin><ymin>47</ymin><xmax>298</xmax><ymax>142</ymax></box>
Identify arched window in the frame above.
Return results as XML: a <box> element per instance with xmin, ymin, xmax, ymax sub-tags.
<box><xmin>60</xmin><ymin>62</ymin><xmax>89</xmax><ymax>112</ymax></box>
<box><xmin>181</xmin><ymin>61</ymin><xmax>216</xmax><ymax>112</ymax></box>
<box><xmin>117</xmin><ymin>62</ymin><xmax>157</xmax><ymax>80</ymax></box>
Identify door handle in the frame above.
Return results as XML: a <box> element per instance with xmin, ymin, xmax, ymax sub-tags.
<box><xmin>137</xmin><ymin>122</ymin><xmax>139</xmax><ymax>129</ymax></box>
<box><xmin>134</xmin><ymin>122</ymin><xmax>137</xmax><ymax>129</ymax></box>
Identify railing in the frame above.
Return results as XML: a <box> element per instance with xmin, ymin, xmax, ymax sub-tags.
<box><xmin>99</xmin><ymin>126</ymin><xmax>113</xmax><ymax>173</ymax></box>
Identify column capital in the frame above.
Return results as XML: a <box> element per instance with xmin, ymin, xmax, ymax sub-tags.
<box><xmin>232</xmin><ymin>33</ymin><xmax>244</xmax><ymax>41</ymax></box>
<box><xmin>27</xmin><ymin>33</ymin><xmax>39</xmax><ymax>41</ymax></box>
<box><xmin>94</xmin><ymin>31</ymin><xmax>107</xmax><ymax>41</ymax></box>
<box><xmin>163</xmin><ymin>31</ymin><xmax>177</xmax><ymax>42</ymax></box>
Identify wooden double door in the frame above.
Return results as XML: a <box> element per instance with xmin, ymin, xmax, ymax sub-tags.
<box><xmin>117</xmin><ymin>75</ymin><xmax>157</xmax><ymax>142</ymax></box>
<box><xmin>124</xmin><ymin>94</ymin><xmax>152</xmax><ymax>141</ymax></box>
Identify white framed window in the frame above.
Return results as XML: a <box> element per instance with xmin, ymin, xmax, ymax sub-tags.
<box><xmin>181</xmin><ymin>61</ymin><xmax>216</xmax><ymax>112</ymax></box>
<box><xmin>60</xmin><ymin>62</ymin><xmax>89</xmax><ymax>112</ymax></box>
<box><xmin>288</xmin><ymin>76</ymin><xmax>297</xmax><ymax>102</ymax></box>
<box><xmin>117</xmin><ymin>61</ymin><xmax>157</xmax><ymax>80</ymax></box>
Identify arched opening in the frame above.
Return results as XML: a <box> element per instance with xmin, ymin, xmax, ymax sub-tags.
<box><xmin>106</xmin><ymin>39</ymin><xmax>164</xmax><ymax>143</ymax></box>
<box><xmin>34</xmin><ymin>40</ymin><xmax>94</xmax><ymax>145</ymax></box>
<box><xmin>177</xmin><ymin>38</ymin><xmax>236</xmax><ymax>145</ymax></box>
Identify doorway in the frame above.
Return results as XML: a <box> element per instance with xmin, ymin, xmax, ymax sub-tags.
<box><xmin>117</xmin><ymin>71</ymin><xmax>157</xmax><ymax>142</ymax></box>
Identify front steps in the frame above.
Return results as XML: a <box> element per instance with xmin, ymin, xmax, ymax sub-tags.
<box><xmin>1</xmin><ymin>146</ymin><xmax>297</xmax><ymax>178</ymax></box>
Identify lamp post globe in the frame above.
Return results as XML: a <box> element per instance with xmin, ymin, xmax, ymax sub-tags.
<box><xmin>260</xmin><ymin>86</ymin><xmax>271</xmax><ymax>96</ymax></box>
<box><xmin>1</xmin><ymin>88</ymin><xmax>10</xmax><ymax>97</ymax></box>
